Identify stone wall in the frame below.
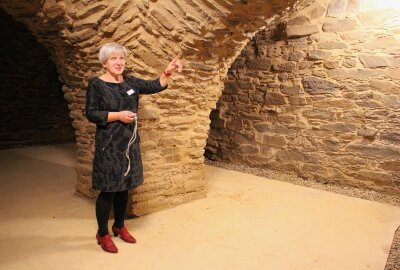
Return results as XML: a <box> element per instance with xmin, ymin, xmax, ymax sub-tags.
<box><xmin>0</xmin><ymin>0</ymin><xmax>301</xmax><ymax>215</ymax></box>
<box><xmin>0</xmin><ymin>9</ymin><xmax>75</xmax><ymax>149</ymax></box>
<box><xmin>207</xmin><ymin>0</ymin><xmax>400</xmax><ymax>194</ymax></box>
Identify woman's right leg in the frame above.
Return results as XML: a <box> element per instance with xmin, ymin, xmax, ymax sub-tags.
<box><xmin>96</xmin><ymin>191</ymin><xmax>115</xmax><ymax>236</ymax></box>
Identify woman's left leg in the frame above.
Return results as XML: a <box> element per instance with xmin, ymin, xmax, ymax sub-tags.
<box><xmin>113</xmin><ymin>190</ymin><xmax>128</xmax><ymax>228</ymax></box>
<box><xmin>112</xmin><ymin>190</ymin><xmax>136</xmax><ymax>243</ymax></box>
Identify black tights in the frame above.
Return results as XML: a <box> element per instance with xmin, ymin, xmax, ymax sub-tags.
<box><xmin>96</xmin><ymin>190</ymin><xmax>128</xmax><ymax>237</ymax></box>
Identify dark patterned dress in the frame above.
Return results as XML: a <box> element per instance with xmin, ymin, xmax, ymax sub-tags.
<box><xmin>85</xmin><ymin>75</ymin><xmax>167</xmax><ymax>192</ymax></box>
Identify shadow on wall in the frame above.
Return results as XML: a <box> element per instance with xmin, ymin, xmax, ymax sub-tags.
<box><xmin>0</xmin><ymin>8</ymin><xmax>75</xmax><ymax>149</ymax></box>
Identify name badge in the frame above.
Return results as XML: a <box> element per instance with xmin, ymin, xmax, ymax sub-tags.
<box><xmin>127</xmin><ymin>89</ymin><xmax>135</xmax><ymax>95</ymax></box>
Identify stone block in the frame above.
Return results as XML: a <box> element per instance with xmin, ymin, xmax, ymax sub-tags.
<box><xmin>312</xmin><ymin>70</ymin><xmax>328</xmax><ymax>78</ymax></box>
<box><xmin>42</xmin><ymin>0</ymin><xmax>65</xmax><ymax>20</ymax></box>
<box><xmin>226</xmin><ymin>119</ymin><xmax>242</xmax><ymax>131</ymax></box>
<box><xmin>357</xmin><ymin>128</ymin><xmax>378</xmax><ymax>139</ymax></box>
<box><xmin>323</xmin><ymin>60</ymin><xmax>340</xmax><ymax>69</ymax></box>
<box><xmin>327</xmin><ymin>68</ymin><xmax>385</xmax><ymax>81</ymax></box>
<box><xmin>139</xmin><ymin>108</ymin><xmax>160</xmax><ymax>120</ymax></box>
<box><xmin>265</xmin><ymin>93</ymin><xmax>286</xmax><ymax>105</ymax></box>
<box><xmin>77</xmin><ymin>3</ymin><xmax>108</xmax><ymax>20</ymax></box>
<box><xmin>151</xmin><ymin>10</ymin><xmax>174</xmax><ymax>31</ymax></box>
<box><xmin>277</xmin><ymin>162</ymin><xmax>302</xmax><ymax>172</ymax></box>
<box><xmin>299</xmin><ymin>163</ymin><xmax>329</xmax><ymax>179</ymax></box>
<box><xmin>254</xmin><ymin>123</ymin><xmax>270</xmax><ymax>133</ymax></box>
<box><xmin>277</xmin><ymin>114</ymin><xmax>296</xmax><ymax>123</ymax></box>
<box><xmin>70</xmin><ymin>28</ymin><xmax>98</xmax><ymax>43</ymax></box>
<box><xmin>381</xmin><ymin>132</ymin><xmax>400</xmax><ymax>142</ymax></box>
<box><xmin>224</xmin><ymin>81</ymin><xmax>238</xmax><ymax>94</ymax></box>
<box><xmin>322</xmin><ymin>19</ymin><xmax>357</xmax><ymax>33</ymax></box>
<box><xmin>352</xmin><ymin>169</ymin><xmax>391</xmax><ymax>186</ymax></box>
<box><xmin>359</xmin><ymin>55</ymin><xmax>398</xmax><ymax>69</ymax></box>
<box><xmin>287</xmin><ymin>16</ymin><xmax>311</xmax><ymax>26</ymax></box>
<box><xmin>379</xmin><ymin>160</ymin><xmax>400</xmax><ymax>171</ymax></box>
<box><xmin>369</xmin><ymin>80</ymin><xmax>397</xmax><ymax>94</ymax></box>
<box><xmin>250</xmin><ymin>91</ymin><xmax>264</xmax><ymax>103</ymax></box>
<box><xmin>320</xmin><ymin>123</ymin><xmax>357</xmax><ymax>133</ymax></box>
<box><xmin>260</xmin><ymin>147</ymin><xmax>278</xmax><ymax>159</ymax></box>
<box><xmin>288</xmin><ymin>51</ymin><xmax>306</xmax><ymax>61</ymax></box>
<box><xmin>342</xmin><ymin>58</ymin><xmax>358</xmax><ymax>68</ymax></box>
<box><xmin>286</xmin><ymin>24</ymin><xmax>319</xmax><ymax>38</ymax></box>
<box><xmin>263</xmin><ymin>135</ymin><xmax>287</xmax><ymax>146</ymax></box>
<box><xmin>382</xmin><ymin>95</ymin><xmax>400</xmax><ymax>109</ymax></box>
<box><xmin>319</xmin><ymin>41</ymin><xmax>347</xmax><ymax>50</ymax></box>
<box><xmin>237</xmin><ymin>145</ymin><xmax>259</xmax><ymax>155</ymax></box>
<box><xmin>167</xmin><ymin>116</ymin><xmax>196</xmax><ymax>126</ymax></box>
<box><xmin>276</xmin><ymin>150</ymin><xmax>305</xmax><ymax>162</ymax></box>
<box><xmin>341</xmin><ymin>32</ymin><xmax>367</xmax><ymax>41</ymax></box>
<box><xmin>272</xmin><ymin>61</ymin><xmax>296</xmax><ymax>72</ymax></box>
<box><xmin>246</xmin><ymin>58</ymin><xmax>272</xmax><ymax>70</ymax></box>
<box><xmin>314</xmin><ymin>99</ymin><xmax>354</xmax><ymax>109</ymax></box>
<box><xmin>361</xmin><ymin>37</ymin><xmax>400</xmax><ymax>51</ymax></box>
<box><xmin>327</xmin><ymin>0</ymin><xmax>347</xmax><ymax>17</ymax></box>
<box><xmin>303</xmin><ymin>106</ymin><xmax>335</xmax><ymax>120</ymax></box>
<box><xmin>308</xmin><ymin>4</ymin><xmax>326</xmax><ymax>19</ymax></box>
<box><xmin>288</xmin><ymin>96</ymin><xmax>309</xmax><ymax>106</ymax></box>
<box><xmin>238</xmin><ymin>81</ymin><xmax>254</xmax><ymax>90</ymax></box>
<box><xmin>298</xmin><ymin>61</ymin><xmax>314</xmax><ymax>69</ymax></box>
<box><xmin>238</xmin><ymin>94</ymin><xmax>250</xmax><ymax>103</ymax></box>
<box><xmin>346</xmin><ymin>144</ymin><xmax>400</xmax><ymax>159</ymax></box>
<box><xmin>281</xmin><ymin>85</ymin><xmax>301</xmax><ymax>96</ymax></box>
<box><xmin>159</xmin><ymin>137</ymin><xmax>188</xmax><ymax>147</ymax></box>
<box><xmin>302</xmin><ymin>76</ymin><xmax>340</xmax><ymax>94</ymax></box>
<box><xmin>233</xmin><ymin>132</ymin><xmax>255</xmax><ymax>144</ymax></box>
<box><xmin>141</xmin><ymin>141</ymin><xmax>157</xmax><ymax>152</ymax></box>
<box><xmin>308</xmin><ymin>50</ymin><xmax>331</xmax><ymax>60</ymax></box>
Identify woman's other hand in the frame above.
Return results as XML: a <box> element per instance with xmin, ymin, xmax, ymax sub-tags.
<box><xmin>118</xmin><ymin>111</ymin><xmax>137</xmax><ymax>123</ymax></box>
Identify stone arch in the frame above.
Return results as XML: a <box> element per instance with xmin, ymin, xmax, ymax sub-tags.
<box><xmin>0</xmin><ymin>0</ymin><xmax>307</xmax><ymax>215</ymax></box>
<box><xmin>207</xmin><ymin>0</ymin><xmax>400</xmax><ymax>196</ymax></box>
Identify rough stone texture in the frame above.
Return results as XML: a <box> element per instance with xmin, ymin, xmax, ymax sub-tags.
<box><xmin>0</xmin><ymin>0</ymin><xmax>301</xmax><ymax>216</ymax></box>
<box><xmin>0</xmin><ymin>9</ymin><xmax>75</xmax><ymax>149</ymax></box>
<box><xmin>207</xmin><ymin>0</ymin><xmax>400</xmax><ymax>196</ymax></box>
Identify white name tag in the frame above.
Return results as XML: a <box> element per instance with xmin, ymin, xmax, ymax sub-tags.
<box><xmin>127</xmin><ymin>89</ymin><xmax>135</xmax><ymax>95</ymax></box>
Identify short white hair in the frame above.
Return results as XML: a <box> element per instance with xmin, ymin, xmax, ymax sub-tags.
<box><xmin>98</xmin><ymin>42</ymin><xmax>127</xmax><ymax>65</ymax></box>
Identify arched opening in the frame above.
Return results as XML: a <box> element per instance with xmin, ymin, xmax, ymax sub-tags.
<box><xmin>0</xmin><ymin>8</ymin><xmax>75</xmax><ymax>149</ymax></box>
<box><xmin>206</xmin><ymin>0</ymin><xmax>400</xmax><ymax>197</ymax></box>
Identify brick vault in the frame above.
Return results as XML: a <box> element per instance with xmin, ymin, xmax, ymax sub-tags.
<box><xmin>1</xmin><ymin>0</ymin><xmax>305</xmax><ymax>215</ymax></box>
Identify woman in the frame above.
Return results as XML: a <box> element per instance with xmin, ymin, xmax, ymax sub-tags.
<box><xmin>85</xmin><ymin>42</ymin><xmax>183</xmax><ymax>253</ymax></box>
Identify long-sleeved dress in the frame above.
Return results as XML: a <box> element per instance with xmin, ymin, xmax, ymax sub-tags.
<box><xmin>85</xmin><ymin>75</ymin><xmax>167</xmax><ymax>192</ymax></box>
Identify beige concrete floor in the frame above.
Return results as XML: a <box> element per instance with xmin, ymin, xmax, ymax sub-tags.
<box><xmin>0</xmin><ymin>144</ymin><xmax>399</xmax><ymax>270</ymax></box>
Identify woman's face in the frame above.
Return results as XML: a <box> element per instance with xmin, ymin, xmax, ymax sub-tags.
<box><xmin>103</xmin><ymin>52</ymin><xmax>125</xmax><ymax>76</ymax></box>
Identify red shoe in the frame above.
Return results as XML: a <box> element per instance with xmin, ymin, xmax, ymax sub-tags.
<box><xmin>112</xmin><ymin>225</ymin><xmax>136</xmax><ymax>243</ymax></box>
<box><xmin>96</xmin><ymin>234</ymin><xmax>118</xmax><ymax>253</ymax></box>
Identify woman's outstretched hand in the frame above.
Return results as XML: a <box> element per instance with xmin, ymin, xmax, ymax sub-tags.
<box><xmin>160</xmin><ymin>55</ymin><xmax>183</xmax><ymax>86</ymax></box>
<box><xmin>164</xmin><ymin>55</ymin><xmax>184</xmax><ymax>75</ymax></box>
